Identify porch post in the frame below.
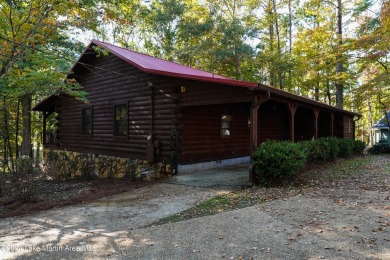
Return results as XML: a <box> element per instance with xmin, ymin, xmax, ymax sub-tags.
<box><xmin>249</xmin><ymin>91</ymin><xmax>270</xmax><ymax>186</ymax></box>
<box><xmin>313</xmin><ymin>109</ymin><xmax>320</xmax><ymax>139</ymax></box>
<box><xmin>287</xmin><ymin>103</ymin><xmax>298</xmax><ymax>142</ymax></box>
<box><xmin>250</xmin><ymin>102</ymin><xmax>260</xmax><ymax>152</ymax></box>
<box><xmin>330</xmin><ymin>113</ymin><xmax>335</xmax><ymax>137</ymax></box>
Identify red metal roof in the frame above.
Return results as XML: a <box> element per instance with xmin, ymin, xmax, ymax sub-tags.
<box><xmin>92</xmin><ymin>40</ymin><xmax>230</xmax><ymax>81</ymax></box>
<box><xmin>67</xmin><ymin>40</ymin><xmax>359</xmax><ymax>117</ymax></box>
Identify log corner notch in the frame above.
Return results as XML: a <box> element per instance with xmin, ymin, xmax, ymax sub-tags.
<box><xmin>249</xmin><ymin>90</ymin><xmax>270</xmax><ymax>186</ymax></box>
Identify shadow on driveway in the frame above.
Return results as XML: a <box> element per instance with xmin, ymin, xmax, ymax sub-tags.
<box><xmin>166</xmin><ymin>163</ymin><xmax>250</xmax><ymax>188</ymax></box>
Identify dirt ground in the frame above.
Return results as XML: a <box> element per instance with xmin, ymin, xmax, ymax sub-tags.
<box><xmin>0</xmin><ymin>178</ymin><xmax>157</xmax><ymax>218</ymax></box>
<box><xmin>0</xmin><ymin>155</ymin><xmax>388</xmax><ymax>260</ymax></box>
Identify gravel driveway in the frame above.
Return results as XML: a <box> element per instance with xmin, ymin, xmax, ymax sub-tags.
<box><xmin>0</xmin><ymin>156</ymin><xmax>389</xmax><ymax>260</ymax></box>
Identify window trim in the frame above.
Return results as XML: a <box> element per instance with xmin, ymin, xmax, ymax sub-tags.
<box><xmin>114</xmin><ymin>103</ymin><xmax>128</xmax><ymax>137</ymax></box>
<box><xmin>81</xmin><ymin>106</ymin><xmax>93</xmax><ymax>136</ymax></box>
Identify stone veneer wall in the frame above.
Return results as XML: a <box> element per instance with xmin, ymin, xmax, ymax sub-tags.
<box><xmin>43</xmin><ymin>149</ymin><xmax>172</xmax><ymax>180</ymax></box>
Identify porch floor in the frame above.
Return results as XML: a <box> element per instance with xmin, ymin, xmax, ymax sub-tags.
<box><xmin>166</xmin><ymin>163</ymin><xmax>249</xmax><ymax>188</ymax></box>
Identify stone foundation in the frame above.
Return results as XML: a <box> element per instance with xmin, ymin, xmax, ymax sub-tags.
<box><xmin>43</xmin><ymin>149</ymin><xmax>172</xmax><ymax>180</ymax></box>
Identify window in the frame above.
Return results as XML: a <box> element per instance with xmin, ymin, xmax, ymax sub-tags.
<box><xmin>114</xmin><ymin>104</ymin><xmax>128</xmax><ymax>136</ymax></box>
<box><xmin>82</xmin><ymin>107</ymin><xmax>93</xmax><ymax>136</ymax></box>
<box><xmin>221</xmin><ymin>107</ymin><xmax>232</xmax><ymax>137</ymax></box>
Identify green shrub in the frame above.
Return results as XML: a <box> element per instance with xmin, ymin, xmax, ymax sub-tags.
<box><xmin>299</xmin><ymin>137</ymin><xmax>365</xmax><ymax>162</ymax></box>
<box><xmin>337</xmin><ymin>138</ymin><xmax>355</xmax><ymax>157</ymax></box>
<box><xmin>13</xmin><ymin>156</ymin><xmax>38</xmax><ymax>202</ymax></box>
<box><xmin>322</xmin><ymin>137</ymin><xmax>340</xmax><ymax>160</ymax></box>
<box><xmin>252</xmin><ymin>141</ymin><xmax>306</xmax><ymax>185</ymax></box>
<box><xmin>367</xmin><ymin>142</ymin><xmax>390</xmax><ymax>154</ymax></box>
<box><xmin>300</xmin><ymin>138</ymin><xmax>332</xmax><ymax>163</ymax></box>
<box><xmin>352</xmin><ymin>140</ymin><xmax>366</xmax><ymax>155</ymax></box>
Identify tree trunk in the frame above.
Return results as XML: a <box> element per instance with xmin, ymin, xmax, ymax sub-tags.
<box><xmin>326</xmin><ymin>79</ymin><xmax>332</xmax><ymax>105</ymax></box>
<box><xmin>288</xmin><ymin>0</ymin><xmax>292</xmax><ymax>91</ymax></box>
<box><xmin>335</xmin><ymin>0</ymin><xmax>344</xmax><ymax>109</ymax></box>
<box><xmin>288</xmin><ymin>0</ymin><xmax>292</xmax><ymax>52</ymax></box>
<box><xmin>21</xmin><ymin>94</ymin><xmax>32</xmax><ymax>157</ymax></box>
<box><xmin>268</xmin><ymin>0</ymin><xmax>275</xmax><ymax>87</ymax></box>
<box><xmin>3</xmin><ymin>98</ymin><xmax>14</xmax><ymax>172</ymax></box>
<box><xmin>367</xmin><ymin>99</ymin><xmax>373</xmax><ymax>146</ymax></box>
<box><xmin>235</xmin><ymin>56</ymin><xmax>243</xmax><ymax>80</ymax></box>
<box><xmin>15</xmin><ymin>99</ymin><xmax>20</xmax><ymax>158</ymax></box>
<box><xmin>35</xmin><ymin>131</ymin><xmax>40</xmax><ymax>165</ymax></box>
<box><xmin>315</xmin><ymin>72</ymin><xmax>320</xmax><ymax>101</ymax></box>
<box><xmin>272</xmin><ymin>0</ymin><xmax>283</xmax><ymax>89</ymax></box>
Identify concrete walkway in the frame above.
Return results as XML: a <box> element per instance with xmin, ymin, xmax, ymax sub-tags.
<box><xmin>167</xmin><ymin>163</ymin><xmax>250</xmax><ymax>188</ymax></box>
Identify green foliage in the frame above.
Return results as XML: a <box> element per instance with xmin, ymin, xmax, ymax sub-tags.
<box><xmin>367</xmin><ymin>142</ymin><xmax>390</xmax><ymax>154</ymax></box>
<box><xmin>301</xmin><ymin>138</ymin><xmax>366</xmax><ymax>163</ymax></box>
<box><xmin>352</xmin><ymin>140</ymin><xmax>366</xmax><ymax>155</ymax></box>
<box><xmin>252</xmin><ymin>138</ymin><xmax>366</xmax><ymax>185</ymax></box>
<box><xmin>252</xmin><ymin>141</ymin><xmax>306</xmax><ymax>185</ymax></box>
<box><xmin>301</xmin><ymin>138</ymin><xmax>333</xmax><ymax>162</ymax></box>
<box><xmin>337</xmin><ymin>138</ymin><xmax>355</xmax><ymax>157</ymax></box>
<box><xmin>325</xmin><ymin>137</ymin><xmax>342</xmax><ymax>159</ymax></box>
<box><xmin>12</xmin><ymin>156</ymin><xmax>39</xmax><ymax>202</ymax></box>
<box><xmin>15</xmin><ymin>156</ymin><xmax>34</xmax><ymax>176</ymax></box>
<box><xmin>0</xmin><ymin>0</ymin><xmax>98</xmax><ymax>164</ymax></box>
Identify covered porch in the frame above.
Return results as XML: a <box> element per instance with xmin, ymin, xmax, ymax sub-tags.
<box><xmin>248</xmin><ymin>89</ymin><xmax>357</xmax><ymax>184</ymax></box>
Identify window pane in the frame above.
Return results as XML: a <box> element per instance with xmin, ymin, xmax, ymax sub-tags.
<box><xmin>221</xmin><ymin>110</ymin><xmax>232</xmax><ymax>136</ymax></box>
<box><xmin>114</xmin><ymin>105</ymin><xmax>128</xmax><ymax>136</ymax></box>
<box><xmin>82</xmin><ymin>108</ymin><xmax>92</xmax><ymax>135</ymax></box>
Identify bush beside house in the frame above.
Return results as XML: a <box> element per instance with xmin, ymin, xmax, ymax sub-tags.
<box><xmin>252</xmin><ymin>138</ymin><xmax>366</xmax><ymax>185</ymax></box>
<box><xmin>252</xmin><ymin>141</ymin><xmax>306</xmax><ymax>185</ymax></box>
<box><xmin>367</xmin><ymin>141</ymin><xmax>390</xmax><ymax>154</ymax></box>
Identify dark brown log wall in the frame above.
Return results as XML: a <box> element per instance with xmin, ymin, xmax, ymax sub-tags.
<box><xmin>294</xmin><ymin>107</ymin><xmax>315</xmax><ymax>141</ymax></box>
<box><xmin>180</xmin><ymin>103</ymin><xmax>251</xmax><ymax>163</ymax></box>
<box><xmin>257</xmin><ymin>101</ymin><xmax>289</xmax><ymax>144</ymax></box>
<box><xmin>343</xmin><ymin>115</ymin><xmax>354</xmax><ymax>138</ymax></box>
<box><xmin>318</xmin><ymin>111</ymin><xmax>332</xmax><ymax>138</ymax></box>
<box><xmin>56</xmin><ymin>53</ymin><xmax>179</xmax><ymax>161</ymax></box>
<box><xmin>334</xmin><ymin>115</ymin><xmax>344</xmax><ymax>138</ymax></box>
<box><xmin>179</xmin><ymin>82</ymin><xmax>252</xmax><ymax>107</ymax></box>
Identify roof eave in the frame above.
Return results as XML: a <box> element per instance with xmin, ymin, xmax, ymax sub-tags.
<box><xmin>33</xmin><ymin>94</ymin><xmax>73</xmax><ymax>112</ymax></box>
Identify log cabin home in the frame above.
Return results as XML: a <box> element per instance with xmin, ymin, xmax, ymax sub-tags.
<box><xmin>33</xmin><ymin>40</ymin><xmax>360</xmax><ymax>182</ymax></box>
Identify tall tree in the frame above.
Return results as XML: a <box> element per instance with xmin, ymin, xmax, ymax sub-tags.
<box><xmin>0</xmin><ymin>0</ymin><xmax>96</xmax><ymax>163</ymax></box>
<box><xmin>335</xmin><ymin>0</ymin><xmax>344</xmax><ymax>108</ymax></box>
<box><xmin>352</xmin><ymin>0</ymin><xmax>389</xmax><ymax>135</ymax></box>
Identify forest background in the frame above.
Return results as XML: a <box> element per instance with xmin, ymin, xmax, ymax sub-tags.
<box><xmin>0</xmin><ymin>0</ymin><xmax>388</xmax><ymax>170</ymax></box>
